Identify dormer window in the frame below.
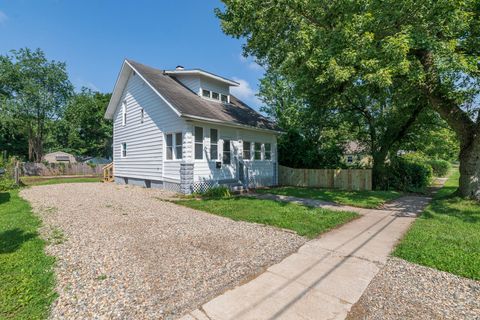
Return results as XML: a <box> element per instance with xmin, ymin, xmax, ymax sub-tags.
<box><xmin>221</xmin><ymin>94</ymin><xmax>228</xmax><ymax>103</ymax></box>
<box><xmin>202</xmin><ymin>89</ymin><xmax>211</xmax><ymax>98</ymax></box>
<box><xmin>212</xmin><ymin>92</ymin><xmax>219</xmax><ymax>100</ymax></box>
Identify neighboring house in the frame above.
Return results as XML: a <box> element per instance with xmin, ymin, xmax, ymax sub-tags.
<box><xmin>343</xmin><ymin>141</ymin><xmax>372</xmax><ymax>167</ymax></box>
<box><xmin>104</xmin><ymin>60</ymin><xmax>280</xmax><ymax>194</ymax></box>
<box><xmin>43</xmin><ymin>151</ymin><xmax>77</xmax><ymax>164</ymax></box>
<box><xmin>82</xmin><ymin>157</ymin><xmax>111</xmax><ymax>165</ymax></box>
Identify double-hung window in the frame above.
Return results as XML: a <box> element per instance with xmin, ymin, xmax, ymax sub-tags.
<box><xmin>166</xmin><ymin>134</ymin><xmax>173</xmax><ymax>160</ymax></box>
<box><xmin>223</xmin><ymin>139</ymin><xmax>231</xmax><ymax>164</ymax></box>
<box><xmin>243</xmin><ymin>141</ymin><xmax>251</xmax><ymax>160</ymax></box>
<box><xmin>195</xmin><ymin>126</ymin><xmax>204</xmax><ymax>160</ymax></box>
<box><xmin>254</xmin><ymin>142</ymin><xmax>262</xmax><ymax>160</ymax></box>
<box><xmin>264</xmin><ymin>143</ymin><xmax>271</xmax><ymax>160</ymax></box>
<box><xmin>166</xmin><ymin>133</ymin><xmax>183</xmax><ymax>160</ymax></box>
<box><xmin>121</xmin><ymin>142</ymin><xmax>127</xmax><ymax>158</ymax></box>
<box><xmin>175</xmin><ymin>133</ymin><xmax>183</xmax><ymax>159</ymax></box>
<box><xmin>210</xmin><ymin>129</ymin><xmax>218</xmax><ymax>160</ymax></box>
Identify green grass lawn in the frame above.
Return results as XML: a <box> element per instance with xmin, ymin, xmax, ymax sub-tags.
<box><xmin>0</xmin><ymin>190</ymin><xmax>56</xmax><ymax>319</ymax></box>
<box><xmin>255</xmin><ymin>187</ymin><xmax>402</xmax><ymax>209</ymax></box>
<box><xmin>22</xmin><ymin>176</ymin><xmax>102</xmax><ymax>186</ymax></box>
<box><xmin>175</xmin><ymin>197</ymin><xmax>358</xmax><ymax>238</ymax></box>
<box><xmin>393</xmin><ymin>169</ymin><xmax>480</xmax><ymax>280</ymax></box>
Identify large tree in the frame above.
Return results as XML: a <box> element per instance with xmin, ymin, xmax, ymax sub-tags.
<box><xmin>0</xmin><ymin>48</ymin><xmax>73</xmax><ymax>162</ymax></box>
<box><xmin>51</xmin><ymin>89</ymin><xmax>112</xmax><ymax>158</ymax></box>
<box><xmin>217</xmin><ymin>0</ymin><xmax>480</xmax><ymax>199</ymax></box>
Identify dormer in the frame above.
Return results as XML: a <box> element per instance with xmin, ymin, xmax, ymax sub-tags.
<box><xmin>164</xmin><ymin>66</ymin><xmax>239</xmax><ymax>103</ymax></box>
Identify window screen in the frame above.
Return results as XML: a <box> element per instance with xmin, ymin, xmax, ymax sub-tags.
<box><xmin>195</xmin><ymin>127</ymin><xmax>203</xmax><ymax>159</ymax></box>
<box><xmin>166</xmin><ymin>134</ymin><xmax>173</xmax><ymax>160</ymax></box>
<box><xmin>243</xmin><ymin>141</ymin><xmax>251</xmax><ymax>160</ymax></box>
<box><xmin>210</xmin><ymin>129</ymin><xmax>218</xmax><ymax>160</ymax></box>
<box><xmin>254</xmin><ymin>142</ymin><xmax>262</xmax><ymax>160</ymax></box>
<box><xmin>175</xmin><ymin>133</ymin><xmax>183</xmax><ymax>159</ymax></box>
<box><xmin>223</xmin><ymin>140</ymin><xmax>231</xmax><ymax>164</ymax></box>
<box><xmin>264</xmin><ymin>143</ymin><xmax>271</xmax><ymax>160</ymax></box>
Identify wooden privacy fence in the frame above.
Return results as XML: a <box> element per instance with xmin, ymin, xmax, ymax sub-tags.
<box><xmin>278</xmin><ymin>165</ymin><xmax>372</xmax><ymax>191</ymax></box>
<box><xmin>22</xmin><ymin>162</ymin><xmax>103</xmax><ymax>176</ymax></box>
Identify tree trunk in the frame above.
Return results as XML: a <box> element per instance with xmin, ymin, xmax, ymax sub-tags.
<box><xmin>458</xmin><ymin>132</ymin><xmax>480</xmax><ymax>200</ymax></box>
<box><xmin>372</xmin><ymin>149</ymin><xmax>389</xmax><ymax>189</ymax></box>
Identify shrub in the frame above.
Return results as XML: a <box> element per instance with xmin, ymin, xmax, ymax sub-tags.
<box><xmin>0</xmin><ymin>155</ymin><xmax>18</xmax><ymax>191</ymax></box>
<box><xmin>427</xmin><ymin>159</ymin><xmax>451</xmax><ymax>177</ymax></box>
<box><xmin>384</xmin><ymin>157</ymin><xmax>433</xmax><ymax>192</ymax></box>
<box><xmin>201</xmin><ymin>186</ymin><xmax>231</xmax><ymax>198</ymax></box>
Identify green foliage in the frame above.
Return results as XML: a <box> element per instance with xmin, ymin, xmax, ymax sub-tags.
<box><xmin>51</xmin><ymin>89</ymin><xmax>112</xmax><ymax>158</ymax></box>
<box><xmin>278</xmin><ymin>130</ymin><xmax>345</xmax><ymax>169</ymax></box>
<box><xmin>427</xmin><ymin>159</ymin><xmax>451</xmax><ymax>178</ymax></box>
<box><xmin>393</xmin><ymin>170</ymin><xmax>480</xmax><ymax>280</ymax></box>
<box><xmin>199</xmin><ymin>186</ymin><xmax>231</xmax><ymax>198</ymax></box>
<box><xmin>256</xmin><ymin>187</ymin><xmax>402</xmax><ymax>209</ymax></box>
<box><xmin>21</xmin><ymin>176</ymin><xmax>101</xmax><ymax>186</ymax></box>
<box><xmin>176</xmin><ymin>197</ymin><xmax>358</xmax><ymax>238</ymax></box>
<box><xmin>0</xmin><ymin>48</ymin><xmax>74</xmax><ymax>162</ymax></box>
<box><xmin>381</xmin><ymin>157</ymin><xmax>433</xmax><ymax>192</ymax></box>
<box><xmin>403</xmin><ymin>152</ymin><xmax>451</xmax><ymax>177</ymax></box>
<box><xmin>0</xmin><ymin>190</ymin><xmax>56</xmax><ymax>318</ymax></box>
<box><xmin>0</xmin><ymin>155</ymin><xmax>18</xmax><ymax>191</ymax></box>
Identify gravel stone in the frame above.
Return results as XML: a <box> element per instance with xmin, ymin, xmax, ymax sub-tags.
<box><xmin>21</xmin><ymin>183</ymin><xmax>306</xmax><ymax>319</ymax></box>
<box><xmin>347</xmin><ymin>257</ymin><xmax>480</xmax><ymax>320</ymax></box>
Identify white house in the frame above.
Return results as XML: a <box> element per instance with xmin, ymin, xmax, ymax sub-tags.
<box><xmin>104</xmin><ymin>60</ymin><xmax>281</xmax><ymax>194</ymax></box>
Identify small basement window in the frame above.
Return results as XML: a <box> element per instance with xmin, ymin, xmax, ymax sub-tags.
<box><xmin>121</xmin><ymin>142</ymin><xmax>127</xmax><ymax>158</ymax></box>
<box><xmin>202</xmin><ymin>89</ymin><xmax>211</xmax><ymax>98</ymax></box>
<box><xmin>243</xmin><ymin>141</ymin><xmax>251</xmax><ymax>160</ymax></box>
<box><xmin>254</xmin><ymin>142</ymin><xmax>262</xmax><ymax>160</ymax></box>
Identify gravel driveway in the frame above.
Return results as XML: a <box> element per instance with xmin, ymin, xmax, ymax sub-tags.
<box><xmin>347</xmin><ymin>257</ymin><xmax>480</xmax><ymax>320</ymax></box>
<box><xmin>21</xmin><ymin>183</ymin><xmax>306</xmax><ymax>319</ymax></box>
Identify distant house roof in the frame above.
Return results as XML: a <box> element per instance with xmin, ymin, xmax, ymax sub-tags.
<box><xmin>105</xmin><ymin>60</ymin><xmax>280</xmax><ymax>132</ymax></box>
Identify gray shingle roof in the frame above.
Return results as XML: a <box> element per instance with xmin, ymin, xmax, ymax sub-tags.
<box><xmin>127</xmin><ymin>60</ymin><xmax>279</xmax><ymax>132</ymax></box>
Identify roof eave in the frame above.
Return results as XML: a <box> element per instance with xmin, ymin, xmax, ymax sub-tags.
<box><xmin>180</xmin><ymin>114</ymin><xmax>283</xmax><ymax>134</ymax></box>
<box><xmin>164</xmin><ymin>70</ymin><xmax>239</xmax><ymax>86</ymax></box>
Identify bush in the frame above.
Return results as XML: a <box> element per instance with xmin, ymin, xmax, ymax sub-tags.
<box><xmin>200</xmin><ymin>186</ymin><xmax>231</xmax><ymax>198</ymax></box>
<box><xmin>0</xmin><ymin>178</ymin><xmax>18</xmax><ymax>191</ymax></box>
<box><xmin>427</xmin><ymin>159</ymin><xmax>451</xmax><ymax>177</ymax></box>
<box><xmin>0</xmin><ymin>155</ymin><xmax>18</xmax><ymax>191</ymax></box>
<box><xmin>385</xmin><ymin>157</ymin><xmax>433</xmax><ymax>192</ymax></box>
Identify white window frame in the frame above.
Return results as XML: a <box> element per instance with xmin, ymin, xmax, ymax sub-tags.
<box><xmin>220</xmin><ymin>94</ymin><xmax>228</xmax><ymax>103</ymax></box>
<box><xmin>243</xmin><ymin>141</ymin><xmax>252</xmax><ymax>160</ymax></box>
<box><xmin>202</xmin><ymin>89</ymin><xmax>211</xmax><ymax>98</ymax></box>
<box><xmin>165</xmin><ymin>132</ymin><xmax>183</xmax><ymax>161</ymax></box>
<box><xmin>264</xmin><ymin>143</ymin><xmax>272</xmax><ymax>160</ymax></box>
<box><xmin>254</xmin><ymin>142</ymin><xmax>262</xmax><ymax>160</ymax></box>
<box><xmin>121</xmin><ymin>142</ymin><xmax>127</xmax><ymax>158</ymax></box>
<box><xmin>210</xmin><ymin>128</ymin><xmax>218</xmax><ymax>160</ymax></box>
<box><xmin>194</xmin><ymin>126</ymin><xmax>204</xmax><ymax>160</ymax></box>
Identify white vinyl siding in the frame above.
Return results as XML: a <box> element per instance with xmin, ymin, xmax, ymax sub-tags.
<box><xmin>113</xmin><ymin>72</ymin><xmax>186</xmax><ymax>181</ymax></box>
<box><xmin>174</xmin><ymin>74</ymin><xmax>201</xmax><ymax>94</ymax></box>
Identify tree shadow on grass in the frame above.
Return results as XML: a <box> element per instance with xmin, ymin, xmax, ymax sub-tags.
<box><xmin>0</xmin><ymin>228</ymin><xmax>38</xmax><ymax>254</ymax></box>
<box><xmin>422</xmin><ymin>188</ymin><xmax>480</xmax><ymax>224</ymax></box>
<box><xmin>0</xmin><ymin>192</ymin><xmax>11</xmax><ymax>205</ymax></box>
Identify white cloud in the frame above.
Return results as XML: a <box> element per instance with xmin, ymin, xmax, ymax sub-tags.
<box><xmin>0</xmin><ymin>10</ymin><xmax>8</xmax><ymax>24</ymax></box>
<box><xmin>238</xmin><ymin>53</ymin><xmax>264</xmax><ymax>72</ymax></box>
<box><xmin>231</xmin><ymin>77</ymin><xmax>261</xmax><ymax>107</ymax></box>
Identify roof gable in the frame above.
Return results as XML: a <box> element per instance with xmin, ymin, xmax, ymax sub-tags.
<box><xmin>105</xmin><ymin>59</ymin><xmax>280</xmax><ymax>132</ymax></box>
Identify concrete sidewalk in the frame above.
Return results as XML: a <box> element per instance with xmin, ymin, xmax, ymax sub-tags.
<box><xmin>180</xmin><ymin>195</ymin><xmax>432</xmax><ymax>320</ymax></box>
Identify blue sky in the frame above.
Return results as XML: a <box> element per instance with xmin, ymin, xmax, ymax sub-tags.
<box><xmin>0</xmin><ymin>0</ymin><xmax>264</xmax><ymax>109</ymax></box>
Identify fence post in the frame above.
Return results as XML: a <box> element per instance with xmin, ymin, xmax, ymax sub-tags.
<box><xmin>14</xmin><ymin>161</ymin><xmax>20</xmax><ymax>185</ymax></box>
